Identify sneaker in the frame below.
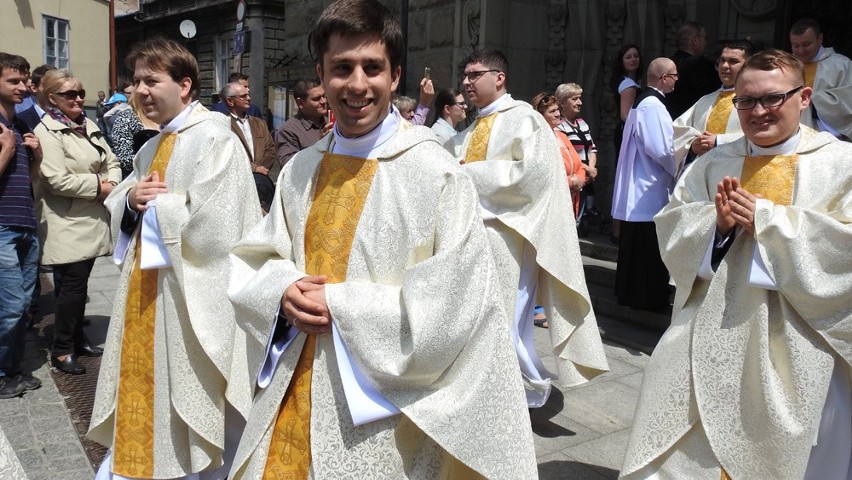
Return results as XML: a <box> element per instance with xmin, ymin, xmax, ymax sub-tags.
<box><xmin>13</xmin><ymin>372</ymin><xmax>41</xmax><ymax>391</ymax></box>
<box><xmin>0</xmin><ymin>375</ymin><xmax>25</xmax><ymax>399</ymax></box>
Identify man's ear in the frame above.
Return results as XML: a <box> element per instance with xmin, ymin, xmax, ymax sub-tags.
<box><xmin>179</xmin><ymin>77</ymin><xmax>193</xmax><ymax>102</ymax></box>
<box><xmin>316</xmin><ymin>63</ymin><xmax>324</xmax><ymax>82</ymax></box>
<box><xmin>391</xmin><ymin>65</ymin><xmax>401</xmax><ymax>93</ymax></box>
<box><xmin>799</xmin><ymin>86</ymin><xmax>813</xmax><ymax>110</ymax></box>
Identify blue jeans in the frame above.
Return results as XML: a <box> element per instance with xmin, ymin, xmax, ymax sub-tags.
<box><xmin>0</xmin><ymin>226</ymin><xmax>39</xmax><ymax>376</ymax></box>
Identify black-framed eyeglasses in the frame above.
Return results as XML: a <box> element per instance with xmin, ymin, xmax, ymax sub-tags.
<box><xmin>732</xmin><ymin>86</ymin><xmax>803</xmax><ymax>110</ymax></box>
<box><xmin>661</xmin><ymin>73</ymin><xmax>679</xmax><ymax>80</ymax></box>
<box><xmin>455</xmin><ymin>101</ymin><xmax>467</xmax><ymax>107</ymax></box>
<box><xmin>229</xmin><ymin>93</ymin><xmax>251</xmax><ymax>100</ymax></box>
<box><xmin>54</xmin><ymin>89</ymin><xmax>86</xmax><ymax>100</ymax></box>
<box><xmin>461</xmin><ymin>69</ymin><xmax>500</xmax><ymax>82</ymax></box>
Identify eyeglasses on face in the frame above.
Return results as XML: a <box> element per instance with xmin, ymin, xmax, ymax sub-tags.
<box><xmin>661</xmin><ymin>73</ymin><xmax>679</xmax><ymax>80</ymax></box>
<box><xmin>732</xmin><ymin>86</ymin><xmax>803</xmax><ymax>110</ymax></box>
<box><xmin>461</xmin><ymin>69</ymin><xmax>500</xmax><ymax>82</ymax></box>
<box><xmin>229</xmin><ymin>93</ymin><xmax>251</xmax><ymax>100</ymax></box>
<box><xmin>54</xmin><ymin>89</ymin><xmax>86</xmax><ymax>100</ymax></box>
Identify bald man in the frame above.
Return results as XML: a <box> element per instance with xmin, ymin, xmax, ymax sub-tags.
<box><xmin>611</xmin><ymin>57</ymin><xmax>681</xmax><ymax>311</ymax></box>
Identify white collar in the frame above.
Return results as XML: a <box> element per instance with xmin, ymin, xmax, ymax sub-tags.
<box><xmin>230</xmin><ymin>112</ymin><xmax>248</xmax><ymax>123</ymax></box>
<box><xmin>477</xmin><ymin>93</ymin><xmax>512</xmax><ymax>117</ymax></box>
<box><xmin>160</xmin><ymin>101</ymin><xmax>198</xmax><ymax>133</ymax></box>
<box><xmin>331</xmin><ymin>106</ymin><xmax>400</xmax><ymax>158</ymax></box>
<box><xmin>748</xmin><ymin>130</ymin><xmax>800</xmax><ymax>156</ymax></box>
<box><xmin>649</xmin><ymin>86</ymin><xmax>665</xmax><ymax>97</ymax></box>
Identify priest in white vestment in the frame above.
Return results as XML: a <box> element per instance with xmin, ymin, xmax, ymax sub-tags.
<box><xmin>89</xmin><ymin>38</ymin><xmax>263</xmax><ymax>480</ymax></box>
<box><xmin>790</xmin><ymin>18</ymin><xmax>852</xmax><ymax>140</ymax></box>
<box><xmin>226</xmin><ymin>2</ymin><xmax>538</xmax><ymax>478</ymax></box>
<box><xmin>621</xmin><ymin>49</ymin><xmax>852</xmax><ymax>480</ymax></box>
<box><xmin>673</xmin><ymin>40</ymin><xmax>756</xmax><ymax>165</ymax></box>
<box><xmin>446</xmin><ymin>49</ymin><xmax>608</xmax><ymax>408</ymax></box>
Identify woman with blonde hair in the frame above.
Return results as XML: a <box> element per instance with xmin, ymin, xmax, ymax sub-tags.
<box><xmin>555</xmin><ymin>83</ymin><xmax>598</xmax><ymax>234</ymax></box>
<box><xmin>532</xmin><ymin>92</ymin><xmax>585</xmax><ymax>217</ymax></box>
<box><xmin>34</xmin><ymin>69</ymin><xmax>121</xmax><ymax>375</ymax></box>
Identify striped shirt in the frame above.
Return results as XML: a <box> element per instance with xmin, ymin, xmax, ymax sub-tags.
<box><xmin>556</xmin><ymin>118</ymin><xmax>597</xmax><ymax>164</ymax></box>
<box><xmin>0</xmin><ymin>113</ymin><xmax>36</xmax><ymax>229</ymax></box>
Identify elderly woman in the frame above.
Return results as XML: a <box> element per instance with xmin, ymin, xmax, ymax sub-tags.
<box><xmin>555</xmin><ymin>83</ymin><xmax>598</xmax><ymax>231</ymax></box>
<box><xmin>532</xmin><ymin>93</ymin><xmax>585</xmax><ymax>218</ymax></box>
<box><xmin>34</xmin><ymin>69</ymin><xmax>121</xmax><ymax>375</ymax></box>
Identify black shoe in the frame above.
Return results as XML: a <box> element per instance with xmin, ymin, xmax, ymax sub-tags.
<box><xmin>51</xmin><ymin>355</ymin><xmax>86</xmax><ymax>375</ymax></box>
<box><xmin>13</xmin><ymin>372</ymin><xmax>41</xmax><ymax>391</ymax></box>
<box><xmin>75</xmin><ymin>343</ymin><xmax>104</xmax><ymax>357</ymax></box>
<box><xmin>0</xmin><ymin>375</ymin><xmax>25</xmax><ymax>399</ymax></box>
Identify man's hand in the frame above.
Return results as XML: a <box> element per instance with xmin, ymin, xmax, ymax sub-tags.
<box><xmin>320</xmin><ymin>122</ymin><xmax>334</xmax><ymax>137</ymax></box>
<box><xmin>690</xmin><ymin>131</ymin><xmax>717</xmax><ymax>155</ymax></box>
<box><xmin>419</xmin><ymin>77</ymin><xmax>435</xmax><ymax>106</ymax></box>
<box><xmin>255</xmin><ymin>165</ymin><xmax>269</xmax><ymax>176</ymax></box>
<box><xmin>0</xmin><ymin>123</ymin><xmax>14</xmax><ymax>153</ymax></box>
<box><xmin>21</xmin><ymin>132</ymin><xmax>42</xmax><ymax>163</ymax></box>
<box><xmin>715</xmin><ymin>177</ymin><xmax>737</xmax><ymax>235</ymax></box>
<box><xmin>724</xmin><ymin>177</ymin><xmax>759</xmax><ymax>235</ymax></box>
<box><xmin>128</xmin><ymin>170</ymin><xmax>168</xmax><ymax>212</ymax></box>
<box><xmin>281</xmin><ymin>275</ymin><xmax>331</xmax><ymax>334</ymax></box>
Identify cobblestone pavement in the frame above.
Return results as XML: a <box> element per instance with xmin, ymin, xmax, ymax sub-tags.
<box><xmin>1</xmin><ymin>256</ymin><xmax>653</xmax><ymax>479</ymax></box>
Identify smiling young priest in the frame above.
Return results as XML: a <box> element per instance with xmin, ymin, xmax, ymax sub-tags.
<box><xmin>225</xmin><ymin>0</ymin><xmax>536</xmax><ymax>478</ymax></box>
<box><xmin>620</xmin><ymin>49</ymin><xmax>852</xmax><ymax>480</ymax></box>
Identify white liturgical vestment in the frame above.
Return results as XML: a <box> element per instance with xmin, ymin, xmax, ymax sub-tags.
<box><xmin>227</xmin><ymin>113</ymin><xmax>537</xmax><ymax>479</ymax></box>
<box><xmin>620</xmin><ymin>126</ymin><xmax>852</xmax><ymax>480</ymax></box>
<box><xmin>672</xmin><ymin>87</ymin><xmax>742</xmax><ymax>165</ymax></box>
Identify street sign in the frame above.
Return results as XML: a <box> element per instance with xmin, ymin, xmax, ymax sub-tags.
<box><xmin>233</xmin><ymin>30</ymin><xmax>251</xmax><ymax>54</ymax></box>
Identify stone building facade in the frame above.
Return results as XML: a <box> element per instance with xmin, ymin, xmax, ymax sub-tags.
<box><xmin>117</xmin><ymin>0</ymin><xmax>849</xmax><ymax>211</ymax></box>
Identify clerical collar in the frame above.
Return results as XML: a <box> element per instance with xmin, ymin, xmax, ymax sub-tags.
<box><xmin>809</xmin><ymin>46</ymin><xmax>825</xmax><ymax>63</ymax></box>
<box><xmin>477</xmin><ymin>93</ymin><xmax>512</xmax><ymax>117</ymax></box>
<box><xmin>720</xmin><ymin>85</ymin><xmax>735</xmax><ymax>92</ymax></box>
<box><xmin>648</xmin><ymin>86</ymin><xmax>665</xmax><ymax>97</ymax></box>
<box><xmin>160</xmin><ymin>101</ymin><xmax>198</xmax><ymax>133</ymax></box>
<box><xmin>748</xmin><ymin>130</ymin><xmax>800</xmax><ymax>156</ymax></box>
<box><xmin>331</xmin><ymin>106</ymin><xmax>400</xmax><ymax>158</ymax></box>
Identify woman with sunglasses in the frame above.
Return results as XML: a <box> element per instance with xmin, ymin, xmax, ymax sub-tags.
<box><xmin>33</xmin><ymin>69</ymin><xmax>121</xmax><ymax>375</ymax></box>
<box><xmin>532</xmin><ymin>92</ymin><xmax>585</xmax><ymax>218</ymax></box>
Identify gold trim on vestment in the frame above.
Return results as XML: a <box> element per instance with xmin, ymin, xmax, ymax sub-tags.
<box><xmin>262</xmin><ymin>152</ymin><xmax>378</xmax><ymax>479</ymax></box>
<box><xmin>113</xmin><ymin>133</ymin><xmax>176</xmax><ymax>478</ymax></box>
<box><xmin>464</xmin><ymin>113</ymin><xmax>498</xmax><ymax>164</ymax></box>
<box><xmin>706</xmin><ymin>91</ymin><xmax>735</xmax><ymax>135</ymax></box>
<box><xmin>803</xmin><ymin>62</ymin><xmax>817</xmax><ymax>89</ymax></box>
<box><xmin>741</xmin><ymin>154</ymin><xmax>798</xmax><ymax>206</ymax></box>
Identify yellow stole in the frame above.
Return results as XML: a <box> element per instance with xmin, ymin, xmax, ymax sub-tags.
<box><xmin>262</xmin><ymin>153</ymin><xmax>378</xmax><ymax>479</ymax></box>
<box><xmin>113</xmin><ymin>133</ymin><xmax>176</xmax><ymax>478</ymax></box>
<box><xmin>740</xmin><ymin>154</ymin><xmax>798</xmax><ymax>205</ymax></box>
<box><xmin>804</xmin><ymin>62</ymin><xmax>818</xmax><ymax>88</ymax></box>
<box><xmin>463</xmin><ymin>113</ymin><xmax>498</xmax><ymax>164</ymax></box>
<box><xmin>706</xmin><ymin>90</ymin><xmax>736</xmax><ymax>135</ymax></box>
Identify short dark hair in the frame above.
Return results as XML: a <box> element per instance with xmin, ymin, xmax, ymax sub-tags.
<box><xmin>126</xmin><ymin>36</ymin><xmax>199</xmax><ymax>100</ymax></box>
<box><xmin>31</xmin><ymin>64</ymin><xmax>56</xmax><ymax>88</ymax></box>
<box><xmin>293</xmin><ymin>78</ymin><xmax>322</xmax><ymax>100</ymax></box>
<box><xmin>310</xmin><ymin>0</ymin><xmax>404</xmax><ymax>69</ymax></box>
<box><xmin>720</xmin><ymin>39</ymin><xmax>758</xmax><ymax>58</ymax></box>
<box><xmin>465</xmin><ymin>49</ymin><xmax>508</xmax><ymax>74</ymax></box>
<box><xmin>433</xmin><ymin>88</ymin><xmax>462</xmax><ymax>123</ymax></box>
<box><xmin>228</xmin><ymin>72</ymin><xmax>249</xmax><ymax>83</ymax></box>
<box><xmin>676</xmin><ymin>21</ymin><xmax>705</xmax><ymax>49</ymax></box>
<box><xmin>790</xmin><ymin>18</ymin><xmax>821</xmax><ymax>36</ymax></box>
<box><xmin>0</xmin><ymin>53</ymin><xmax>30</xmax><ymax>76</ymax></box>
<box><xmin>738</xmin><ymin>49</ymin><xmax>804</xmax><ymax>87</ymax></box>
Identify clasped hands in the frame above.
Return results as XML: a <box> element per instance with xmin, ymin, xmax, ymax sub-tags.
<box><xmin>281</xmin><ymin>275</ymin><xmax>330</xmax><ymax>334</ymax></box>
<box><xmin>715</xmin><ymin>176</ymin><xmax>760</xmax><ymax>236</ymax></box>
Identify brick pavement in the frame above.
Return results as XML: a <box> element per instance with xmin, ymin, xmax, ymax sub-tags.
<box><xmin>1</xmin><ymin>255</ymin><xmax>654</xmax><ymax>479</ymax></box>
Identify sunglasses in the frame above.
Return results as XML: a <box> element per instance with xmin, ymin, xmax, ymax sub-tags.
<box><xmin>54</xmin><ymin>89</ymin><xmax>86</xmax><ymax>100</ymax></box>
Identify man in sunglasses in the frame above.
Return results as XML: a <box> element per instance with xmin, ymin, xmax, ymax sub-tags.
<box><xmin>612</xmin><ymin>57</ymin><xmax>680</xmax><ymax>312</ymax></box>
<box><xmin>447</xmin><ymin>49</ymin><xmax>608</xmax><ymax>409</ymax></box>
<box><xmin>621</xmin><ymin>49</ymin><xmax>852</xmax><ymax>480</ymax></box>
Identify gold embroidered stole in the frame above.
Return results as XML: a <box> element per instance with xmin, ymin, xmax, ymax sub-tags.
<box><xmin>113</xmin><ymin>133</ymin><xmax>176</xmax><ymax>478</ymax></box>
<box><xmin>740</xmin><ymin>154</ymin><xmax>798</xmax><ymax>205</ymax></box>
<box><xmin>706</xmin><ymin>91</ymin><xmax>736</xmax><ymax>134</ymax></box>
<box><xmin>463</xmin><ymin>113</ymin><xmax>498</xmax><ymax>164</ymax></box>
<box><xmin>721</xmin><ymin>467</ymin><xmax>732</xmax><ymax>480</ymax></box>
<box><xmin>804</xmin><ymin>62</ymin><xmax>818</xmax><ymax>88</ymax></box>
<box><xmin>262</xmin><ymin>153</ymin><xmax>378</xmax><ymax>479</ymax></box>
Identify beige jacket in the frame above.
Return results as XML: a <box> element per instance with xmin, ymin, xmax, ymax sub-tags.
<box><xmin>34</xmin><ymin>114</ymin><xmax>121</xmax><ymax>265</ymax></box>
